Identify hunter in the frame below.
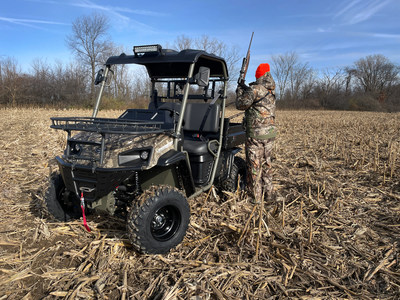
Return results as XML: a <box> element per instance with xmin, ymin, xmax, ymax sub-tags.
<box><xmin>235</xmin><ymin>63</ymin><xmax>277</xmax><ymax>202</ymax></box>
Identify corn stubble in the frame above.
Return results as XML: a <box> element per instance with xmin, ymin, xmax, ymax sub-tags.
<box><xmin>0</xmin><ymin>108</ymin><xmax>399</xmax><ymax>299</ymax></box>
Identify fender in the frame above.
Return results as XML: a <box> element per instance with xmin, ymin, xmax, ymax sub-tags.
<box><xmin>156</xmin><ymin>149</ymin><xmax>196</xmax><ymax>197</ymax></box>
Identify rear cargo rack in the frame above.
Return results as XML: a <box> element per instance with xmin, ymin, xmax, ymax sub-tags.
<box><xmin>51</xmin><ymin>117</ymin><xmax>172</xmax><ymax>135</ymax></box>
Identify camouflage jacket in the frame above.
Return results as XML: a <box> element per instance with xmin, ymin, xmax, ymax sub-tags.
<box><xmin>235</xmin><ymin>72</ymin><xmax>277</xmax><ymax>139</ymax></box>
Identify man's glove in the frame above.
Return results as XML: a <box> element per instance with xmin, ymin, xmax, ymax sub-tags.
<box><xmin>236</xmin><ymin>83</ymin><xmax>251</xmax><ymax>95</ymax></box>
<box><xmin>237</xmin><ymin>81</ymin><xmax>249</xmax><ymax>90</ymax></box>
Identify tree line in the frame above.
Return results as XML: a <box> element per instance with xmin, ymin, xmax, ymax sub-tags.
<box><xmin>272</xmin><ymin>52</ymin><xmax>400</xmax><ymax>111</ymax></box>
<box><xmin>0</xmin><ymin>13</ymin><xmax>399</xmax><ymax>112</ymax></box>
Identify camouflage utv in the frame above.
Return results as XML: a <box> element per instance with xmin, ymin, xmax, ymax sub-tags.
<box><xmin>46</xmin><ymin>44</ymin><xmax>246</xmax><ymax>254</ymax></box>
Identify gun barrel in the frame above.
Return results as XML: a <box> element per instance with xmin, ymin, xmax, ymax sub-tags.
<box><xmin>237</xmin><ymin>32</ymin><xmax>254</xmax><ymax>85</ymax></box>
<box><xmin>247</xmin><ymin>32</ymin><xmax>254</xmax><ymax>56</ymax></box>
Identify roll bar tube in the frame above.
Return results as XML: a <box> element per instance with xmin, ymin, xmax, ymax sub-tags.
<box><xmin>189</xmin><ymin>79</ymin><xmax>228</xmax><ymax>198</ymax></box>
<box><xmin>92</xmin><ymin>66</ymin><xmax>110</xmax><ymax>118</ymax></box>
<box><xmin>174</xmin><ymin>63</ymin><xmax>195</xmax><ymax>150</ymax></box>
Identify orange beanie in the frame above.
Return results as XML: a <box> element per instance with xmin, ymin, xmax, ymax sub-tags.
<box><xmin>255</xmin><ymin>63</ymin><xmax>270</xmax><ymax>79</ymax></box>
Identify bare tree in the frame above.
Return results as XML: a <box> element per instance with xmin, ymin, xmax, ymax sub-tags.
<box><xmin>51</xmin><ymin>61</ymin><xmax>88</xmax><ymax>106</ymax></box>
<box><xmin>130</xmin><ymin>66</ymin><xmax>151</xmax><ymax>100</ymax></box>
<box><xmin>30</xmin><ymin>58</ymin><xmax>52</xmax><ymax>104</ymax></box>
<box><xmin>66</xmin><ymin>13</ymin><xmax>111</xmax><ymax>99</ymax></box>
<box><xmin>172</xmin><ymin>35</ymin><xmax>240</xmax><ymax>86</ymax></box>
<box><xmin>0</xmin><ymin>57</ymin><xmax>21</xmax><ymax>106</ymax></box>
<box><xmin>173</xmin><ymin>35</ymin><xmax>193</xmax><ymax>51</ymax></box>
<box><xmin>0</xmin><ymin>59</ymin><xmax>3</xmax><ymax>103</ymax></box>
<box><xmin>288</xmin><ymin>62</ymin><xmax>314</xmax><ymax>100</ymax></box>
<box><xmin>111</xmin><ymin>63</ymin><xmax>132</xmax><ymax>100</ymax></box>
<box><xmin>271</xmin><ymin>51</ymin><xmax>314</xmax><ymax>102</ymax></box>
<box><xmin>28</xmin><ymin>59</ymin><xmax>89</xmax><ymax>107</ymax></box>
<box><xmin>271</xmin><ymin>52</ymin><xmax>295</xmax><ymax>100</ymax></box>
<box><xmin>316</xmin><ymin>68</ymin><xmax>346</xmax><ymax>107</ymax></box>
<box><xmin>350</xmin><ymin>54</ymin><xmax>399</xmax><ymax>102</ymax></box>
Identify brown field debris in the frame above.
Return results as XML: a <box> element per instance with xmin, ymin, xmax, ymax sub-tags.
<box><xmin>0</xmin><ymin>108</ymin><xmax>399</xmax><ymax>299</ymax></box>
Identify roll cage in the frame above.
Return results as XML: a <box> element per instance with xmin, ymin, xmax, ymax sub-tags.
<box><xmin>93</xmin><ymin>44</ymin><xmax>229</xmax><ymax>148</ymax></box>
<box><xmin>90</xmin><ymin>44</ymin><xmax>231</xmax><ymax>198</ymax></box>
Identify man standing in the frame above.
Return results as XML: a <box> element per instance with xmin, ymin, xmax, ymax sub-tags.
<box><xmin>235</xmin><ymin>63</ymin><xmax>277</xmax><ymax>202</ymax></box>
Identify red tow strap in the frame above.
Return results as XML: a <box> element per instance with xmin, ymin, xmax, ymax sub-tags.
<box><xmin>80</xmin><ymin>192</ymin><xmax>91</xmax><ymax>232</ymax></box>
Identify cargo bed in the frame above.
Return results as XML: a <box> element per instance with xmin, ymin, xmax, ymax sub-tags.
<box><xmin>222</xmin><ymin>118</ymin><xmax>246</xmax><ymax>149</ymax></box>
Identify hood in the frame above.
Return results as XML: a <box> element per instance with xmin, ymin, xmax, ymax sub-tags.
<box><xmin>65</xmin><ymin>132</ymin><xmax>174</xmax><ymax>169</ymax></box>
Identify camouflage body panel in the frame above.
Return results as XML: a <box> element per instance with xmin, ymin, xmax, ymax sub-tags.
<box><xmin>245</xmin><ymin>137</ymin><xmax>275</xmax><ymax>201</ymax></box>
<box><xmin>235</xmin><ymin>72</ymin><xmax>277</xmax><ymax>139</ymax></box>
<box><xmin>65</xmin><ymin>132</ymin><xmax>174</xmax><ymax>169</ymax></box>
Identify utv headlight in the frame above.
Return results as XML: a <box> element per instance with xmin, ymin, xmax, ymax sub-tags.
<box><xmin>140</xmin><ymin>150</ymin><xmax>149</xmax><ymax>160</ymax></box>
<box><xmin>118</xmin><ymin>148</ymin><xmax>152</xmax><ymax>167</ymax></box>
<box><xmin>70</xmin><ymin>143</ymin><xmax>81</xmax><ymax>155</ymax></box>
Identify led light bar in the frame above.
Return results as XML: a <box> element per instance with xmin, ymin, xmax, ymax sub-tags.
<box><xmin>133</xmin><ymin>44</ymin><xmax>162</xmax><ymax>56</ymax></box>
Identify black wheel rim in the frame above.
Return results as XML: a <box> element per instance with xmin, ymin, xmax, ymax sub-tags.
<box><xmin>56</xmin><ymin>182</ymin><xmax>79</xmax><ymax>216</ymax></box>
<box><xmin>56</xmin><ymin>184</ymin><xmax>69</xmax><ymax>210</ymax></box>
<box><xmin>151</xmin><ymin>205</ymin><xmax>181</xmax><ymax>242</ymax></box>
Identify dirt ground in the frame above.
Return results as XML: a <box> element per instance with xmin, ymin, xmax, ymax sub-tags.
<box><xmin>0</xmin><ymin>108</ymin><xmax>399</xmax><ymax>299</ymax></box>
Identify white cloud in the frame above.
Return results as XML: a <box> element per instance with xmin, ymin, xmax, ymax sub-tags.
<box><xmin>334</xmin><ymin>0</ymin><xmax>363</xmax><ymax>19</ymax></box>
<box><xmin>27</xmin><ymin>0</ymin><xmax>162</xmax><ymax>33</ymax></box>
<box><xmin>72</xmin><ymin>0</ymin><xmax>130</xmax><ymax>23</ymax></box>
<box><xmin>371</xmin><ymin>33</ymin><xmax>400</xmax><ymax>39</ymax></box>
<box><xmin>349</xmin><ymin>0</ymin><xmax>392</xmax><ymax>24</ymax></box>
<box><xmin>334</xmin><ymin>0</ymin><xmax>392</xmax><ymax>25</ymax></box>
<box><xmin>112</xmin><ymin>7</ymin><xmax>168</xmax><ymax>17</ymax></box>
<box><xmin>0</xmin><ymin>16</ymin><xmax>68</xmax><ymax>29</ymax></box>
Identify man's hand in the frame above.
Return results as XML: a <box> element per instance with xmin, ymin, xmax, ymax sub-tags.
<box><xmin>238</xmin><ymin>82</ymin><xmax>247</xmax><ymax>89</ymax></box>
<box><xmin>236</xmin><ymin>82</ymin><xmax>251</xmax><ymax>93</ymax></box>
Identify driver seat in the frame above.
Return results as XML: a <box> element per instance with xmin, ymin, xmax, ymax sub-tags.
<box><xmin>182</xmin><ymin>103</ymin><xmax>220</xmax><ymax>155</ymax></box>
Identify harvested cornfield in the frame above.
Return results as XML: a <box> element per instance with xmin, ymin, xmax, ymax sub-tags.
<box><xmin>0</xmin><ymin>108</ymin><xmax>399</xmax><ymax>299</ymax></box>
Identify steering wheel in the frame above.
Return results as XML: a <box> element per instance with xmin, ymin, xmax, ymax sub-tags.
<box><xmin>159</xmin><ymin>107</ymin><xmax>180</xmax><ymax>117</ymax></box>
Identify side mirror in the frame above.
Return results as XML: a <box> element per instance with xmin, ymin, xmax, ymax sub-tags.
<box><xmin>94</xmin><ymin>69</ymin><xmax>104</xmax><ymax>85</ymax></box>
<box><xmin>193</xmin><ymin>67</ymin><xmax>210</xmax><ymax>87</ymax></box>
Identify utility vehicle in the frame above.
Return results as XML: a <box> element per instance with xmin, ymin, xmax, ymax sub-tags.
<box><xmin>46</xmin><ymin>44</ymin><xmax>246</xmax><ymax>254</ymax></box>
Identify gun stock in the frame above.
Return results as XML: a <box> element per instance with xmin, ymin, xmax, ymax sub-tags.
<box><xmin>237</xmin><ymin>32</ymin><xmax>254</xmax><ymax>86</ymax></box>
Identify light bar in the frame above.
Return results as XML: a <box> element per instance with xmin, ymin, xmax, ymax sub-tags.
<box><xmin>133</xmin><ymin>44</ymin><xmax>162</xmax><ymax>56</ymax></box>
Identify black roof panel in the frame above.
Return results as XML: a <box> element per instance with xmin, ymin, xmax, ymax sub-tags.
<box><xmin>105</xmin><ymin>48</ymin><xmax>228</xmax><ymax>79</ymax></box>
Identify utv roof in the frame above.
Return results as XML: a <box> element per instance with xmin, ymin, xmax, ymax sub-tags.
<box><xmin>105</xmin><ymin>48</ymin><xmax>228</xmax><ymax>79</ymax></box>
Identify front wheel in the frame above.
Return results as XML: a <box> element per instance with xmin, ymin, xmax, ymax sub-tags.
<box><xmin>45</xmin><ymin>173</ymin><xmax>81</xmax><ymax>221</ymax></box>
<box><xmin>127</xmin><ymin>186</ymin><xmax>190</xmax><ymax>254</ymax></box>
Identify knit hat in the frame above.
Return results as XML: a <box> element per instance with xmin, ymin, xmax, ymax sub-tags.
<box><xmin>255</xmin><ymin>63</ymin><xmax>270</xmax><ymax>79</ymax></box>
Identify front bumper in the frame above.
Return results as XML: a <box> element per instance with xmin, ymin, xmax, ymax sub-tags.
<box><xmin>56</xmin><ymin>156</ymin><xmax>136</xmax><ymax>202</ymax></box>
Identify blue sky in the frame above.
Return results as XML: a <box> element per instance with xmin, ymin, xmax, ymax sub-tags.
<box><xmin>1</xmin><ymin>0</ymin><xmax>399</xmax><ymax>77</ymax></box>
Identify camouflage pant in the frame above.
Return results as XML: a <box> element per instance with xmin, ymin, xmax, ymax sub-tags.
<box><xmin>245</xmin><ymin>137</ymin><xmax>275</xmax><ymax>201</ymax></box>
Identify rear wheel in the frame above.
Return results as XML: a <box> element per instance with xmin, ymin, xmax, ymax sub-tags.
<box><xmin>45</xmin><ymin>173</ymin><xmax>81</xmax><ymax>221</ymax></box>
<box><xmin>220</xmin><ymin>156</ymin><xmax>247</xmax><ymax>192</ymax></box>
<box><xmin>127</xmin><ymin>186</ymin><xmax>190</xmax><ymax>254</ymax></box>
